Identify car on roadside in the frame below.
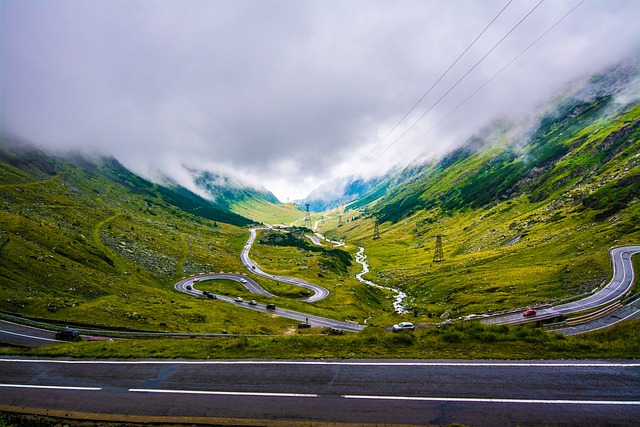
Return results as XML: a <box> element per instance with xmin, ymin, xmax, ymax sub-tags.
<box><xmin>86</xmin><ymin>336</ymin><xmax>113</xmax><ymax>341</ymax></box>
<box><xmin>392</xmin><ymin>322</ymin><xmax>415</xmax><ymax>332</ymax></box>
<box><xmin>436</xmin><ymin>320</ymin><xmax>454</xmax><ymax>328</ymax></box>
<box><xmin>235</xmin><ymin>297</ymin><xmax>244</xmax><ymax>303</ymax></box>
<box><xmin>523</xmin><ymin>309</ymin><xmax>537</xmax><ymax>317</ymax></box>
<box><xmin>298</xmin><ymin>322</ymin><xmax>311</xmax><ymax>329</ymax></box>
<box><xmin>55</xmin><ymin>328</ymin><xmax>81</xmax><ymax>341</ymax></box>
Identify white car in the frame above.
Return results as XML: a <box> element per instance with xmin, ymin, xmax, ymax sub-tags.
<box><xmin>392</xmin><ymin>322</ymin><xmax>415</xmax><ymax>332</ymax></box>
<box><xmin>234</xmin><ymin>297</ymin><xmax>243</xmax><ymax>303</ymax></box>
<box><xmin>240</xmin><ymin>278</ymin><xmax>247</xmax><ymax>284</ymax></box>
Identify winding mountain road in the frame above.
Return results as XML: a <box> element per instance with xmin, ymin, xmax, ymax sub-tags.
<box><xmin>175</xmin><ymin>240</ymin><xmax>640</xmax><ymax>334</ymax></box>
<box><xmin>483</xmin><ymin>245</ymin><xmax>640</xmax><ymax>327</ymax></box>
<box><xmin>240</xmin><ymin>228</ymin><xmax>330</xmax><ymax>302</ymax></box>
<box><xmin>174</xmin><ymin>274</ymin><xmax>363</xmax><ymax>333</ymax></box>
<box><xmin>2</xmin><ymin>242</ymin><xmax>638</xmax><ymax>346</ymax></box>
<box><xmin>553</xmin><ymin>294</ymin><xmax>640</xmax><ymax>335</ymax></box>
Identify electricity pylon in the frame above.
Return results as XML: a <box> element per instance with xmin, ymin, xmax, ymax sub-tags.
<box><xmin>304</xmin><ymin>203</ymin><xmax>312</xmax><ymax>228</ymax></box>
<box><xmin>373</xmin><ymin>219</ymin><xmax>380</xmax><ymax>240</ymax></box>
<box><xmin>433</xmin><ymin>234</ymin><xmax>445</xmax><ymax>262</ymax></box>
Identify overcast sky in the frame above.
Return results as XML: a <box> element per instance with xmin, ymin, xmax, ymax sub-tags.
<box><xmin>2</xmin><ymin>0</ymin><xmax>639</xmax><ymax>201</ymax></box>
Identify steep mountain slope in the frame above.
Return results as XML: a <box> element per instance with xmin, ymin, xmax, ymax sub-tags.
<box><xmin>188</xmin><ymin>169</ymin><xmax>277</xmax><ymax>208</ymax></box>
<box><xmin>371</xmin><ymin>95</ymin><xmax>638</xmax><ymax>223</ymax></box>
<box><xmin>92</xmin><ymin>158</ymin><xmax>255</xmax><ymax>227</ymax></box>
<box><xmin>356</xmin><ymin>62</ymin><xmax>640</xmax><ymax>222</ymax></box>
<box><xmin>321</xmin><ymin>64</ymin><xmax>640</xmax><ymax>318</ymax></box>
<box><xmin>186</xmin><ymin>168</ymin><xmax>303</xmax><ymax>224</ymax></box>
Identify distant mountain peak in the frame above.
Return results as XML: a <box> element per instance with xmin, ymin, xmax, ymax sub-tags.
<box><xmin>186</xmin><ymin>167</ymin><xmax>279</xmax><ymax>211</ymax></box>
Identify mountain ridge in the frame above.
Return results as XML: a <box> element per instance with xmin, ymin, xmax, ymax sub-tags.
<box><xmin>345</xmin><ymin>63</ymin><xmax>640</xmax><ymax>224</ymax></box>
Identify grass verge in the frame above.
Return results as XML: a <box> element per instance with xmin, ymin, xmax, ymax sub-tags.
<box><xmin>2</xmin><ymin>320</ymin><xmax>638</xmax><ymax>359</ymax></box>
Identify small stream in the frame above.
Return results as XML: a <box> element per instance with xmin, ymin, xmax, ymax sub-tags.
<box><xmin>355</xmin><ymin>246</ymin><xmax>408</xmax><ymax>314</ymax></box>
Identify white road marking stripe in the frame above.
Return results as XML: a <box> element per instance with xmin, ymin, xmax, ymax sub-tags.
<box><xmin>0</xmin><ymin>384</ymin><xmax>101</xmax><ymax>391</ymax></box>
<box><xmin>0</xmin><ymin>320</ymin><xmax>59</xmax><ymax>333</ymax></box>
<box><xmin>2</xmin><ymin>359</ymin><xmax>638</xmax><ymax>367</ymax></box>
<box><xmin>129</xmin><ymin>388</ymin><xmax>317</xmax><ymax>398</ymax></box>
<box><xmin>0</xmin><ymin>330</ymin><xmax>58</xmax><ymax>342</ymax></box>
<box><xmin>343</xmin><ymin>395</ymin><xmax>640</xmax><ymax>405</ymax></box>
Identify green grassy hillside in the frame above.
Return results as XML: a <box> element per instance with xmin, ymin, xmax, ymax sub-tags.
<box><xmin>0</xmin><ymin>142</ymin><xmax>306</xmax><ymax>334</ymax></box>
<box><xmin>321</xmin><ymin>96</ymin><xmax>640</xmax><ymax>320</ymax></box>
<box><xmin>229</xmin><ymin>198</ymin><xmax>304</xmax><ymax>225</ymax></box>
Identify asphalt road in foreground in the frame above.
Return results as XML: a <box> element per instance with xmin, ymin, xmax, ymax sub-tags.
<box><xmin>1</xmin><ymin>358</ymin><xmax>638</xmax><ymax>426</ymax></box>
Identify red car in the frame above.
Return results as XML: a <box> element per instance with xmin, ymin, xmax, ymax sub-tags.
<box><xmin>523</xmin><ymin>309</ymin><xmax>537</xmax><ymax>317</ymax></box>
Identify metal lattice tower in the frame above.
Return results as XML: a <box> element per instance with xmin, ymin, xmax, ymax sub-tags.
<box><xmin>433</xmin><ymin>234</ymin><xmax>445</xmax><ymax>262</ymax></box>
<box><xmin>304</xmin><ymin>203</ymin><xmax>312</xmax><ymax>228</ymax></box>
<box><xmin>338</xmin><ymin>214</ymin><xmax>343</xmax><ymax>227</ymax></box>
<box><xmin>373</xmin><ymin>219</ymin><xmax>380</xmax><ymax>240</ymax></box>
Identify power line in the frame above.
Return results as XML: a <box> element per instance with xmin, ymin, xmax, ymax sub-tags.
<box><xmin>391</xmin><ymin>0</ymin><xmax>586</xmax><ymax>167</ymax></box>
<box><xmin>349</xmin><ymin>0</ymin><xmax>514</xmax><ymax>175</ymax></box>
<box><xmin>360</xmin><ymin>0</ymin><xmax>546</xmax><ymax>173</ymax></box>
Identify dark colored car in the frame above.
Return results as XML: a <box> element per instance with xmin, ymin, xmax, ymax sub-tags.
<box><xmin>298</xmin><ymin>322</ymin><xmax>311</xmax><ymax>329</ymax></box>
<box><xmin>266</xmin><ymin>303</ymin><xmax>276</xmax><ymax>310</ymax></box>
<box><xmin>206</xmin><ymin>293</ymin><xmax>217</xmax><ymax>299</ymax></box>
<box><xmin>55</xmin><ymin>328</ymin><xmax>81</xmax><ymax>341</ymax></box>
<box><xmin>523</xmin><ymin>309</ymin><xmax>537</xmax><ymax>317</ymax></box>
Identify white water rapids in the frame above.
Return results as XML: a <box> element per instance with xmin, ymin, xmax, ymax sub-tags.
<box><xmin>355</xmin><ymin>246</ymin><xmax>408</xmax><ymax>314</ymax></box>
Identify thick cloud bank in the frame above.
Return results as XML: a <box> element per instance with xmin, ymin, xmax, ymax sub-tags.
<box><xmin>2</xmin><ymin>0</ymin><xmax>638</xmax><ymax>200</ymax></box>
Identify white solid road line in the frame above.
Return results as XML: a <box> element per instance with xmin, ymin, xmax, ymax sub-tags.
<box><xmin>0</xmin><ymin>384</ymin><xmax>102</xmax><ymax>391</ymax></box>
<box><xmin>343</xmin><ymin>395</ymin><xmax>640</xmax><ymax>405</ymax></box>
<box><xmin>0</xmin><ymin>329</ymin><xmax>58</xmax><ymax>342</ymax></box>
<box><xmin>129</xmin><ymin>388</ymin><xmax>318</xmax><ymax>398</ymax></box>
